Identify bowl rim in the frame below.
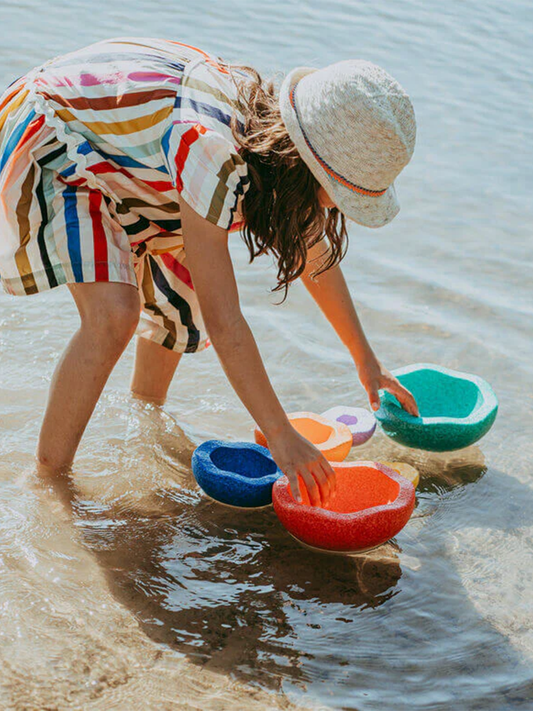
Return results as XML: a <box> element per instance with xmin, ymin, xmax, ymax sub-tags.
<box><xmin>272</xmin><ymin>460</ymin><xmax>415</xmax><ymax>523</ymax></box>
<box><xmin>192</xmin><ymin>440</ymin><xmax>282</xmax><ymax>487</ymax></box>
<box><xmin>375</xmin><ymin>362</ymin><xmax>499</xmax><ymax>426</ymax></box>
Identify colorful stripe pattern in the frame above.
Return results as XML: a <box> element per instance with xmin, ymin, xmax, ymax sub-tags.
<box><xmin>0</xmin><ymin>38</ymin><xmax>251</xmax><ymax>353</ymax></box>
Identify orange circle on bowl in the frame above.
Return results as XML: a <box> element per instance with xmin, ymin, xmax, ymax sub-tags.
<box><xmin>272</xmin><ymin>461</ymin><xmax>415</xmax><ymax>553</ymax></box>
<box><xmin>255</xmin><ymin>411</ymin><xmax>352</xmax><ymax>462</ymax></box>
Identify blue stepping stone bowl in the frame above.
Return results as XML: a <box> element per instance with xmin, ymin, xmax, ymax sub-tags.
<box><xmin>375</xmin><ymin>363</ymin><xmax>498</xmax><ymax>452</ymax></box>
<box><xmin>191</xmin><ymin>440</ymin><xmax>283</xmax><ymax>508</ymax></box>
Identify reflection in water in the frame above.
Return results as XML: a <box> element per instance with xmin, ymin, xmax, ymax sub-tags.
<box><xmin>8</xmin><ymin>389</ymin><xmax>533</xmax><ymax>709</ymax></box>
<box><xmin>25</xmin><ymin>399</ymin><xmax>532</xmax><ymax>711</ymax></box>
<box><xmin>91</xmin><ymin>505</ymin><xmax>402</xmax><ymax>685</ymax></box>
<box><xmin>29</xmin><ymin>405</ymin><xmax>403</xmax><ymax>690</ymax></box>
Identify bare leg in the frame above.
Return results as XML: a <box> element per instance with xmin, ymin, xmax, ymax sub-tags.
<box><xmin>130</xmin><ymin>336</ymin><xmax>182</xmax><ymax>405</ymax></box>
<box><xmin>36</xmin><ymin>282</ymin><xmax>141</xmax><ymax>474</ymax></box>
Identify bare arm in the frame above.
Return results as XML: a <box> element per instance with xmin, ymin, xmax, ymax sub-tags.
<box><xmin>300</xmin><ymin>239</ymin><xmax>419</xmax><ymax>416</ymax></box>
<box><xmin>179</xmin><ymin>198</ymin><xmax>336</xmax><ymax>504</ymax></box>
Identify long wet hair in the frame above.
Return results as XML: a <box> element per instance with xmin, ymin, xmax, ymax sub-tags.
<box><xmin>222</xmin><ymin>61</ymin><xmax>349</xmax><ymax>301</ymax></box>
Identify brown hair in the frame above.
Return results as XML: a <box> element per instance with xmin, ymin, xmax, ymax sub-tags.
<box><xmin>223</xmin><ymin>62</ymin><xmax>349</xmax><ymax>301</ymax></box>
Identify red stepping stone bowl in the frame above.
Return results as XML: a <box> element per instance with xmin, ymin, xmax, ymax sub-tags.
<box><xmin>272</xmin><ymin>461</ymin><xmax>415</xmax><ymax>554</ymax></box>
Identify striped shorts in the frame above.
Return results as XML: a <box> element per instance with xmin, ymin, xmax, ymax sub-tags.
<box><xmin>0</xmin><ymin>81</ymin><xmax>209</xmax><ymax>354</ymax></box>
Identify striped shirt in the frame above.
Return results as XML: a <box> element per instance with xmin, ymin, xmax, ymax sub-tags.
<box><xmin>27</xmin><ymin>37</ymin><xmax>251</xmax><ymax>239</ymax></box>
<box><xmin>0</xmin><ymin>37</ymin><xmax>253</xmax><ymax>352</ymax></box>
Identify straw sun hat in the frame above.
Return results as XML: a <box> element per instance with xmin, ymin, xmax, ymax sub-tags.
<box><xmin>279</xmin><ymin>59</ymin><xmax>416</xmax><ymax>228</ymax></box>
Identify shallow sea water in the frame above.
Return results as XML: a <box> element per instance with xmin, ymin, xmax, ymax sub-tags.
<box><xmin>1</xmin><ymin>1</ymin><xmax>532</xmax><ymax>709</ymax></box>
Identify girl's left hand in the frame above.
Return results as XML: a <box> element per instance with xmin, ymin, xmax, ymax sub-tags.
<box><xmin>357</xmin><ymin>354</ymin><xmax>420</xmax><ymax>417</ymax></box>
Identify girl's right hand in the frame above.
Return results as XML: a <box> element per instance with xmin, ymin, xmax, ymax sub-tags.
<box><xmin>266</xmin><ymin>425</ymin><xmax>336</xmax><ymax>507</ymax></box>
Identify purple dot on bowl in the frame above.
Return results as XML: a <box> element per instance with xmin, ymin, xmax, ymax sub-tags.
<box><xmin>338</xmin><ymin>414</ymin><xmax>359</xmax><ymax>426</ymax></box>
<box><xmin>321</xmin><ymin>406</ymin><xmax>377</xmax><ymax>447</ymax></box>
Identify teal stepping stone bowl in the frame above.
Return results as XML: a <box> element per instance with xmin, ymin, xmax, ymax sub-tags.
<box><xmin>192</xmin><ymin>440</ymin><xmax>282</xmax><ymax>508</ymax></box>
<box><xmin>375</xmin><ymin>363</ymin><xmax>498</xmax><ymax>452</ymax></box>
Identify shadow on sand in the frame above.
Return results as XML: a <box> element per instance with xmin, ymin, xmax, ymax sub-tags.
<box><xmin>23</xmin><ymin>409</ymin><xmax>533</xmax><ymax>709</ymax></box>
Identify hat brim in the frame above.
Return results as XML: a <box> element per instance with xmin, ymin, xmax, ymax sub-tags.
<box><xmin>279</xmin><ymin>66</ymin><xmax>400</xmax><ymax>229</ymax></box>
